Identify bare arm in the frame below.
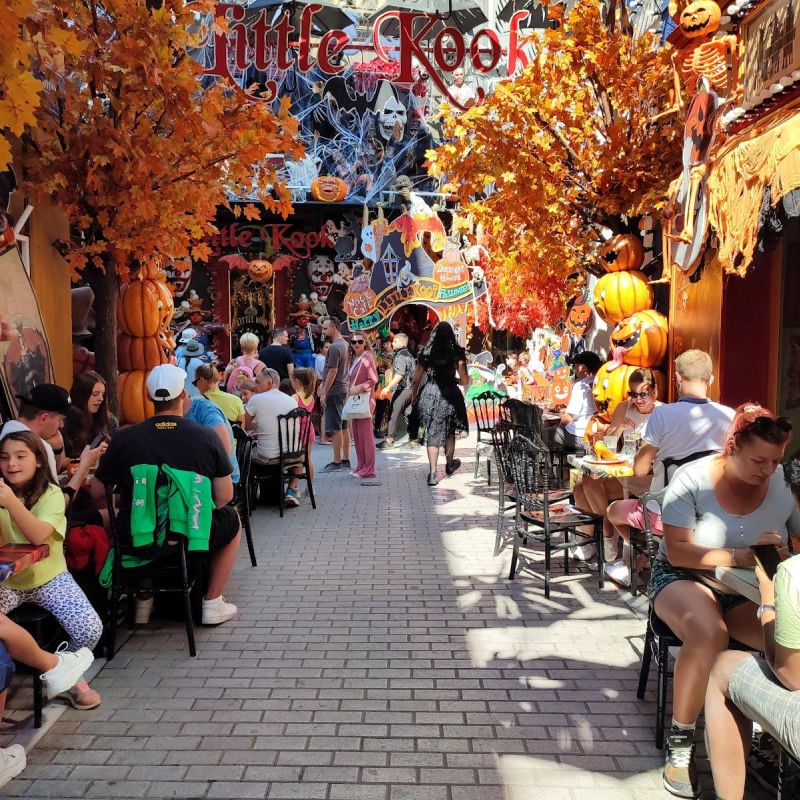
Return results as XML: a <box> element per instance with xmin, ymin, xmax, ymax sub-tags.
<box><xmin>457</xmin><ymin>359</ymin><xmax>469</xmax><ymax>388</ymax></box>
<box><xmin>212</xmin><ymin>475</ymin><xmax>234</xmax><ymax>508</ymax></box>
<box><xmin>634</xmin><ymin>443</ymin><xmax>657</xmax><ymax>476</ymax></box>
<box><xmin>410</xmin><ymin>363</ymin><xmax>424</xmax><ymax>403</ymax></box>
<box><xmin>662</xmin><ymin>523</ymin><xmax>783</xmax><ymax>571</ymax></box>
<box><xmin>212</xmin><ymin>423</ymin><xmax>231</xmax><ymax>453</ymax></box>
<box><xmin>0</xmin><ymin>480</ymin><xmax>58</xmax><ymax>545</ymax></box>
<box><xmin>244</xmin><ymin>412</ymin><xmax>256</xmax><ymax>432</ymax></box>
<box><xmin>756</xmin><ymin>567</ymin><xmax>800</xmax><ymax>691</ymax></box>
<box><xmin>605</xmin><ymin>400</ymin><xmax>634</xmax><ymax>439</ymax></box>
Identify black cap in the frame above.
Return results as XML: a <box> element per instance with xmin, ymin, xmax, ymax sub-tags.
<box><xmin>16</xmin><ymin>384</ymin><xmax>70</xmax><ymax>415</ymax></box>
<box><xmin>569</xmin><ymin>351</ymin><xmax>603</xmax><ymax>374</ymax></box>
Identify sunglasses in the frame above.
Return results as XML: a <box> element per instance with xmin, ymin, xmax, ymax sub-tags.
<box><xmin>351</xmin><ymin>340</ymin><xmax>365</xmax><ymax>345</ymax></box>
<box><xmin>628</xmin><ymin>390</ymin><xmax>652</xmax><ymax>399</ymax></box>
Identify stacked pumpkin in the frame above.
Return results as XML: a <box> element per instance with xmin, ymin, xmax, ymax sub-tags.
<box><xmin>591</xmin><ymin>234</ymin><xmax>668</xmax><ymax>422</ymax></box>
<box><xmin>117</xmin><ymin>264</ymin><xmax>175</xmax><ymax>424</ymax></box>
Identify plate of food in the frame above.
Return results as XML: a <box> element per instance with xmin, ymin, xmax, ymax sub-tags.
<box><xmin>582</xmin><ymin>456</ymin><xmax>629</xmax><ymax>467</ymax></box>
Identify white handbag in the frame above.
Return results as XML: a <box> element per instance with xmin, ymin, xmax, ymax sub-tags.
<box><xmin>342</xmin><ymin>392</ymin><xmax>371</xmax><ymax>420</ymax></box>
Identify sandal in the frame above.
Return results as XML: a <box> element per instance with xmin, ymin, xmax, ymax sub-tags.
<box><xmin>57</xmin><ymin>686</ymin><xmax>102</xmax><ymax>710</ymax></box>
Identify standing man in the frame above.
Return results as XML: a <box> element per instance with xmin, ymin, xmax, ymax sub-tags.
<box><xmin>258</xmin><ymin>328</ymin><xmax>295</xmax><ymax>381</ymax></box>
<box><xmin>92</xmin><ymin>365</ymin><xmax>241</xmax><ymax>626</ymax></box>
<box><xmin>318</xmin><ymin>317</ymin><xmax>350</xmax><ymax>472</ymax></box>
<box><xmin>449</xmin><ymin>67</ymin><xmax>476</xmax><ymax>109</ymax></box>
<box><xmin>377</xmin><ymin>333</ymin><xmax>416</xmax><ymax>449</ymax></box>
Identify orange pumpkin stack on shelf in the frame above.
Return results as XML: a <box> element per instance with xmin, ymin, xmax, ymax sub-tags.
<box><xmin>117</xmin><ymin>263</ymin><xmax>175</xmax><ymax>424</ymax></box>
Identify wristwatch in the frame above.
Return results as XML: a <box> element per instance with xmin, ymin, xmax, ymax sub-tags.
<box><xmin>757</xmin><ymin>604</ymin><xmax>776</xmax><ymax>620</ymax></box>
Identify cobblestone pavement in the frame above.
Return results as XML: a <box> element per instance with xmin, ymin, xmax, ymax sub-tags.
<box><xmin>0</xmin><ymin>436</ymin><xmax>773</xmax><ymax>799</ymax></box>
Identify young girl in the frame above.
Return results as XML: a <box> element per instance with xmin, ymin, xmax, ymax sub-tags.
<box><xmin>0</xmin><ymin>431</ymin><xmax>103</xmax><ymax>709</ymax></box>
<box><xmin>225</xmin><ymin>333</ymin><xmax>266</xmax><ymax>396</ymax></box>
<box><xmin>291</xmin><ymin>368</ymin><xmax>316</xmax><ymax>480</ymax></box>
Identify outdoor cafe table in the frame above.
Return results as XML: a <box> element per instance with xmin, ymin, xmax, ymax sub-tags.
<box><xmin>567</xmin><ymin>453</ymin><xmax>635</xmax><ymax>498</ymax></box>
<box><xmin>714</xmin><ymin>566</ymin><xmax>760</xmax><ymax>604</ymax></box>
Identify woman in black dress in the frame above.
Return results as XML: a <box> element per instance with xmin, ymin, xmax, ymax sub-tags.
<box><xmin>410</xmin><ymin>321</ymin><xmax>469</xmax><ymax>486</ymax></box>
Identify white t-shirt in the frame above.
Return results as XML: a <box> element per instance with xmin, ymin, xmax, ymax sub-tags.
<box><xmin>643</xmin><ymin>397</ymin><xmax>735</xmax><ymax>490</ymax></box>
<box><xmin>245</xmin><ymin>389</ymin><xmax>298</xmax><ymax>461</ymax></box>
<box><xmin>564</xmin><ymin>376</ymin><xmax>596</xmax><ymax>438</ymax></box>
<box><xmin>0</xmin><ymin>419</ymin><xmax>58</xmax><ymax>481</ymax></box>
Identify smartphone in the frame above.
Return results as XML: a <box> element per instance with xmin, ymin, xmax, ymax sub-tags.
<box><xmin>89</xmin><ymin>431</ymin><xmax>106</xmax><ymax>448</ymax></box>
<box><xmin>750</xmin><ymin>544</ymin><xmax>783</xmax><ymax>579</ymax></box>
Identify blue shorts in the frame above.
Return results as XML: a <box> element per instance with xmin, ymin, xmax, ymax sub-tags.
<box><xmin>0</xmin><ymin>642</ymin><xmax>13</xmax><ymax>692</ymax></box>
<box><xmin>648</xmin><ymin>558</ymin><xmax>751</xmax><ymax>613</ymax></box>
<box><xmin>729</xmin><ymin>654</ymin><xmax>800</xmax><ymax>758</ymax></box>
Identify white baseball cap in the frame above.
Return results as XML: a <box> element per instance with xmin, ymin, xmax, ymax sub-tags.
<box><xmin>146</xmin><ymin>364</ymin><xmax>187</xmax><ymax>401</ymax></box>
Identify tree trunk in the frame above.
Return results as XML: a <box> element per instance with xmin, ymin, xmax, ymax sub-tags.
<box><xmin>84</xmin><ymin>264</ymin><xmax>120</xmax><ymax>417</ymax></box>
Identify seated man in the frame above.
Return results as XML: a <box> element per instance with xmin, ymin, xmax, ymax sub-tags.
<box><xmin>543</xmin><ymin>351</ymin><xmax>602</xmax><ymax>456</ymax></box>
<box><xmin>704</xmin><ymin>452</ymin><xmax>800</xmax><ymax>800</ymax></box>
<box><xmin>92</xmin><ymin>364</ymin><xmax>241</xmax><ymax>626</ymax></box>
<box><xmin>244</xmin><ymin>368</ymin><xmax>302</xmax><ymax>507</ymax></box>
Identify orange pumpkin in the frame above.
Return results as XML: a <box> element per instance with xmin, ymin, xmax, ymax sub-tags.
<box><xmin>118</xmin><ymin>333</ymin><xmax>170</xmax><ymax>372</ymax></box>
<box><xmin>680</xmin><ymin>0</ymin><xmax>721</xmax><ymax>39</ymax></box>
<box><xmin>310</xmin><ymin>176</ymin><xmax>349</xmax><ymax>203</ymax></box>
<box><xmin>248</xmin><ymin>258</ymin><xmax>273</xmax><ymax>283</ymax></box>
<box><xmin>566</xmin><ymin>291</ymin><xmax>593</xmax><ymax>336</ymax></box>
<box><xmin>610</xmin><ymin>309</ymin><xmax>669</xmax><ymax>368</ymax></box>
<box><xmin>593</xmin><ymin>363</ymin><xmax>666</xmax><ymax>422</ymax></box>
<box><xmin>600</xmin><ymin>234</ymin><xmax>644</xmax><ymax>273</ymax></box>
<box><xmin>549</xmin><ymin>365</ymin><xmax>572</xmax><ymax>408</ymax></box>
<box><xmin>592</xmin><ymin>271</ymin><xmax>653</xmax><ymax>325</ymax></box>
<box><xmin>118</xmin><ymin>369</ymin><xmax>155</xmax><ymax>424</ymax></box>
<box><xmin>118</xmin><ymin>278</ymin><xmax>174</xmax><ymax>337</ymax></box>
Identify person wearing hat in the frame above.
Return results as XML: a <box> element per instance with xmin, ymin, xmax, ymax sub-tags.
<box><xmin>92</xmin><ymin>365</ymin><xmax>240</xmax><ymax>626</ymax></box>
<box><xmin>1</xmin><ymin>385</ymin><xmax>109</xmax><ymax>507</ymax></box>
<box><xmin>178</xmin><ymin>338</ymin><xmax>208</xmax><ymax>398</ymax></box>
<box><xmin>543</xmin><ymin>351</ymin><xmax>603</xmax><ymax>457</ymax></box>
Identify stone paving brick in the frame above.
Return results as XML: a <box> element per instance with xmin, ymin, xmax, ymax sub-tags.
<box><xmin>0</xmin><ymin>437</ymin><xmax>775</xmax><ymax>800</ymax></box>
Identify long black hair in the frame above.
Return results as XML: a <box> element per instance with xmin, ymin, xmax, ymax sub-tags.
<box><xmin>422</xmin><ymin>321</ymin><xmax>465</xmax><ymax>371</ymax></box>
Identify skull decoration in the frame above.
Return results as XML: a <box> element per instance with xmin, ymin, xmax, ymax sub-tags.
<box><xmin>374</xmin><ymin>82</ymin><xmax>408</xmax><ymax>143</ymax></box>
<box><xmin>306</xmin><ymin>254</ymin><xmax>335</xmax><ymax>300</ymax></box>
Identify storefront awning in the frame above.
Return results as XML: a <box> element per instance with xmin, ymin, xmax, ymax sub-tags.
<box><xmin>706</xmin><ymin>104</ymin><xmax>800</xmax><ymax>276</ymax></box>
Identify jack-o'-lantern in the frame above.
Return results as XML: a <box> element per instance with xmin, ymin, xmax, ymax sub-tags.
<box><xmin>610</xmin><ymin>309</ymin><xmax>669</xmax><ymax>368</ymax></box>
<box><xmin>248</xmin><ymin>258</ymin><xmax>273</xmax><ymax>283</ymax></box>
<box><xmin>600</xmin><ymin>234</ymin><xmax>644</xmax><ymax>273</ymax></box>
<box><xmin>118</xmin><ymin>369</ymin><xmax>155</xmax><ymax>424</ymax></box>
<box><xmin>117</xmin><ymin>333</ymin><xmax>170</xmax><ymax>372</ymax></box>
<box><xmin>343</xmin><ymin>273</ymin><xmax>378</xmax><ymax>319</ymax></box>
<box><xmin>566</xmin><ymin>291</ymin><xmax>593</xmax><ymax>336</ymax></box>
<box><xmin>679</xmin><ymin>0</ymin><xmax>721</xmax><ymax>39</ymax></box>
<box><xmin>433</xmin><ymin>241</ymin><xmax>469</xmax><ymax>286</ymax></box>
<box><xmin>593</xmin><ymin>271</ymin><xmax>653</xmax><ymax>325</ymax></box>
<box><xmin>310</xmin><ymin>176</ymin><xmax>349</xmax><ymax>203</ymax></box>
<box><xmin>118</xmin><ymin>278</ymin><xmax>174</xmax><ymax>337</ymax></box>
<box><xmin>549</xmin><ymin>365</ymin><xmax>572</xmax><ymax>408</ymax></box>
<box><xmin>593</xmin><ymin>363</ymin><xmax>667</xmax><ymax>422</ymax></box>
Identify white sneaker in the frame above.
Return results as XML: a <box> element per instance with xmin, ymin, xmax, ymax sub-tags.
<box><xmin>604</xmin><ymin>560</ymin><xmax>632</xmax><ymax>587</ymax></box>
<box><xmin>135</xmin><ymin>594</ymin><xmax>154</xmax><ymax>625</ymax></box>
<box><xmin>0</xmin><ymin>745</ymin><xmax>25</xmax><ymax>788</ymax></box>
<box><xmin>201</xmin><ymin>596</ymin><xmax>237</xmax><ymax>626</ymax></box>
<box><xmin>572</xmin><ymin>542</ymin><xmax>597</xmax><ymax>561</ymax></box>
<box><xmin>40</xmin><ymin>645</ymin><xmax>94</xmax><ymax>700</ymax></box>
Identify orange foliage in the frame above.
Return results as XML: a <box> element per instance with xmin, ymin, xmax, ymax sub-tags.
<box><xmin>428</xmin><ymin>0</ymin><xmax>682</xmax><ymax>331</ymax></box>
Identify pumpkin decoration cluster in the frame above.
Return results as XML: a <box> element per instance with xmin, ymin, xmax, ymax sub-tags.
<box><xmin>117</xmin><ymin>263</ymin><xmax>176</xmax><ymax>424</ymax></box>
<box><xmin>591</xmin><ymin>234</ymin><xmax>669</xmax><ymax>422</ymax></box>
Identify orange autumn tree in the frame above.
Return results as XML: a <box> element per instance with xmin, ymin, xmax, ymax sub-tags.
<box><xmin>9</xmin><ymin>0</ymin><xmax>303</xmax><ymax>410</ymax></box>
<box><xmin>428</xmin><ymin>0</ymin><xmax>682</xmax><ymax>336</ymax></box>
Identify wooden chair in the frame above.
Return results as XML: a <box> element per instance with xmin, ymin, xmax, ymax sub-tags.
<box><xmin>472</xmin><ymin>390</ymin><xmax>503</xmax><ymax>483</ymax></box>
<box><xmin>231</xmin><ymin>424</ymin><xmax>257</xmax><ymax>567</ymax></box>
<box><xmin>505</xmin><ymin>435</ymin><xmax>604</xmax><ymax>599</ymax></box>
<box><xmin>489</xmin><ymin>421</ymin><xmax>517</xmax><ymax>554</ymax></box>
<box><xmin>104</xmin><ymin>474</ymin><xmax>204</xmax><ymax>660</ymax></box>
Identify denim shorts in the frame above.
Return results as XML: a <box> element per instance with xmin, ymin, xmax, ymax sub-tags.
<box><xmin>648</xmin><ymin>557</ymin><xmax>751</xmax><ymax>613</ymax></box>
<box><xmin>729</xmin><ymin>654</ymin><xmax>800</xmax><ymax>758</ymax></box>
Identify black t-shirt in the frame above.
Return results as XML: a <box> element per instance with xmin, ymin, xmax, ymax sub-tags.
<box><xmin>258</xmin><ymin>344</ymin><xmax>294</xmax><ymax>380</ymax></box>
<box><xmin>95</xmin><ymin>415</ymin><xmax>232</xmax><ymax>541</ymax></box>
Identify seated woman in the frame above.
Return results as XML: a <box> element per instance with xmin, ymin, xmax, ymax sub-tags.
<box><xmin>654</xmin><ymin>404</ymin><xmax>798</xmax><ymax>798</ymax></box>
<box><xmin>62</xmin><ymin>371</ymin><xmax>117</xmax><ymax>458</ymax></box>
<box><xmin>195</xmin><ymin>362</ymin><xmax>245</xmax><ymax>425</ymax></box>
<box><xmin>572</xmin><ymin>368</ymin><xmax>661</xmax><ymax>568</ymax></box>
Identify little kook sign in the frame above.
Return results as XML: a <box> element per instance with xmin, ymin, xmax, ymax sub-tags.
<box><xmin>205</xmin><ymin>3</ymin><xmax>552</xmax><ymax>110</ymax></box>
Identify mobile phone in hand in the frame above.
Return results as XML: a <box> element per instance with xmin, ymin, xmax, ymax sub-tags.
<box><xmin>750</xmin><ymin>544</ymin><xmax>783</xmax><ymax>579</ymax></box>
<box><xmin>89</xmin><ymin>431</ymin><xmax>106</xmax><ymax>448</ymax></box>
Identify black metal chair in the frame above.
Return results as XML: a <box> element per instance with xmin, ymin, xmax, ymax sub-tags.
<box><xmin>104</xmin><ymin>475</ymin><xmax>203</xmax><ymax>659</ymax></box>
<box><xmin>489</xmin><ymin>420</ymin><xmax>517</xmax><ymax>555</ymax></box>
<box><xmin>231</xmin><ymin>424</ymin><xmax>257</xmax><ymax>567</ymax></box>
<box><xmin>505</xmin><ymin>435</ymin><xmax>604</xmax><ymax>598</ymax></box>
<box><xmin>472</xmin><ymin>390</ymin><xmax>503</xmax><ymax>483</ymax></box>
<box><xmin>500</xmin><ymin>399</ymin><xmax>544</xmax><ymax>441</ymax></box>
<box><xmin>276</xmin><ymin>408</ymin><xmax>316</xmax><ymax>518</ymax></box>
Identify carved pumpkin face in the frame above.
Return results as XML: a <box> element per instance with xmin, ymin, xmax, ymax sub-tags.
<box><xmin>592</xmin><ymin>271</ymin><xmax>654</xmax><ymax>325</ymax></box>
<box><xmin>248</xmin><ymin>258</ymin><xmax>273</xmax><ymax>283</ymax></box>
<box><xmin>610</xmin><ymin>309</ymin><xmax>669</xmax><ymax>368</ymax></box>
<box><xmin>680</xmin><ymin>0</ymin><xmax>721</xmax><ymax>39</ymax></box>
<box><xmin>566</xmin><ymin>292</ymin><xmax>593</xmax><ymax>336</ymax></box>
<box><xmin>310</xmin><ymin>176</ymin><xmax>349</xmax><ymax>203</ymax></box>
<box><xmin>118</xmin><ymin>278</ymin><xmax>174</xmax><ymax>337</ymax></box>
<box><xmin>592</xmin><ymin>363</ymin><xmax>639</xmax><ymax>422</ymax></box>
<box><xmin>549</xmin><ymin>365</ymin><xmax>572</xmax><ymax>407</ymax></box>
<box><xmin>601</xmin><ymin>234</ymin><xmax>645</xmax><ymax>273</ymax></box>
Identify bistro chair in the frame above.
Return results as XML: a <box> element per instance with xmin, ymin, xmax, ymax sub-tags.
<box><xmin>489</xmin><ymin>420</ymin><xmax>517</xmax><ymax>555</ymax></box>
<box><xmin>231</xmin><ymin>424</ymin><xmax>257</xmax><ymax>567</ymax></box>
<box><xmin>104</xmin><ymin>474</ymin><xmax>204</xmax><ymax>659</ymax></box>
<box><xmin>472</xmin><ymin>390</ymin><xmax>503</xmax><ymax>483</ymax></box>
<box><xmin>505</xmin><ymin>435</ymin><xmax>604</xmax><ymax>599</ymax></box>
<box><xmin>276</xmin><ymin>408</ymin><xmax>316</xmax><ymax>518</ymax></box>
